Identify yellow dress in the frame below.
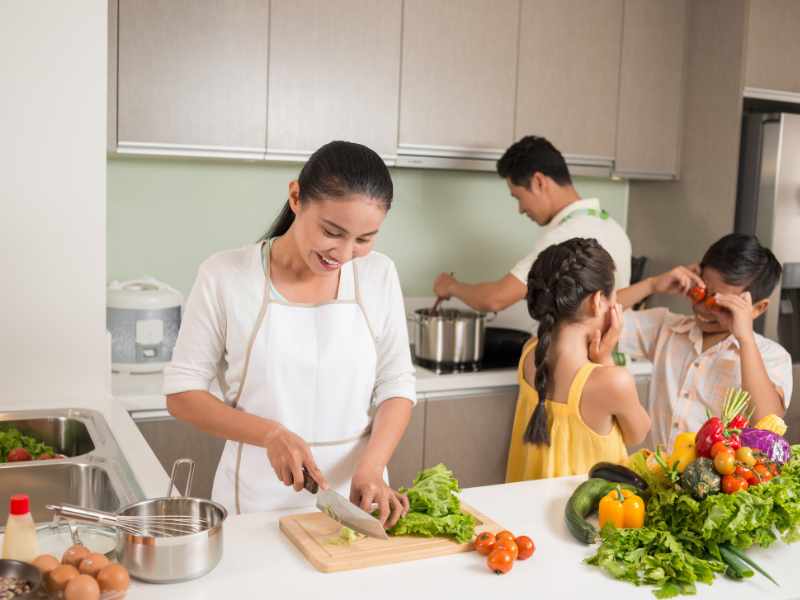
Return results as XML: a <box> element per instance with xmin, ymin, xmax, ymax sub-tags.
<box><xmin>505</xmin><ymin>342</ymin><xmax>628</xmax><ymax>481</ymax></box>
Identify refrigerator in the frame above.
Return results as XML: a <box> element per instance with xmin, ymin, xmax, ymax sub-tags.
<box><xmin>736</xmin><ymin>112</ymin><xmax>800</xmax><ymax>441</ymax></box>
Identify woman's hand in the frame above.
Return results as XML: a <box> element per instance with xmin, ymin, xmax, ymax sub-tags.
<box><xmin>264</xmin><ymin>424</ymin><xmax>328</xmax><ymax>492</ymax></box>
<box><xmin>589</xmin><ymin>303</ymin><xmax>623</xmax><ymax>366</ymax></box>
<box><xmin>350</xmin><ymin>466</ymin><xmax>409</xmax><ymax>528</ymax></box>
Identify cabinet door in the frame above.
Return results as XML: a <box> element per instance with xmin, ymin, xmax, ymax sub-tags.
<box><xmin>615</xmin><ymin>0</ymin><xmax>687</xmax><ymax>178</ymax></box>
<box><xmin>387</xmin><ymin>398</ymin><xmax>426</xmax><ymax>489</ymax></box>
<box><xmin>117</xmin><ymin>0</ymin><xmax>268</xmax><ymax>158</ymax></box>
<box><xmin>398</xmin><ymin>0</ymin><xmax>519</xmax><ymax>156</ymax></box>
<box><xmin>516</xmin><ymin>0</ymin><xmax>623</xmax><ymax>162</ymax></box>
<box><xmin>108</xmin><ymin>0</ymin><xmax>118</xmax><ymax>153</ymax></box>
<box><xmin>745</xmin><ymin>0</ymin><xmax>800</xmax><ymax>95</ymax></box>
<box><xmin>267</xmin><ymin>0</ymin><xmax>401</xmax><ymax>159</ymax></box>
<box><xmin>134</xmin><ymin>414</ymin><xmax>225</xmax><ymax>499</ymax></box>
<box><xmin>424</xmin><ymin>387</ymin><xmax>518</xmax><ymax>488</ymax></box>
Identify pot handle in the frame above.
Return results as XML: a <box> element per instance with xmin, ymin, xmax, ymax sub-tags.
<box><xmin>486</xmin><ymin>312</ymin><xmax>498</xmax><ymax>322</ymax></box>
<box><xmin>167</xmin><ymin>458</ymin><xmax>196</xmax><ymax>498</ymax></box>
<box><xmin>406</xmin><ymin>313</ymin><xmax>420</xmax><ymax>324</ymax></box>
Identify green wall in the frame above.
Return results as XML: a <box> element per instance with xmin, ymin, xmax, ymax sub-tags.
<box><xmin>107</xmin><ymin>156</ymin><xmax>628</xmax><ymax>297</ymax></box>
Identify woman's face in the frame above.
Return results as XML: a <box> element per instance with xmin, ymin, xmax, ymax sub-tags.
<box><xmin>288</xmin><ymin>181</ymin><xmax>387</xmax><ymax>276</ymax></box>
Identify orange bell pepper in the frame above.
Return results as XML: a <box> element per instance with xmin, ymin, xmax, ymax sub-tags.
<box><xmin>598</xmin><ymin>485</ymin><xmax>645</xmax><ymax>529</ymax></box>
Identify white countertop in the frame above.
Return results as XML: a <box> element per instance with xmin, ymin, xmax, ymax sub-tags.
<box><xmin>113</xmin><ymin>360</ymin><xmax>652</xmax><ymax>412</ymax></box>
<box><xmin>122</xmin><ymin>475</ymin><xmax>797</xmax><ymax>600</ymax></box>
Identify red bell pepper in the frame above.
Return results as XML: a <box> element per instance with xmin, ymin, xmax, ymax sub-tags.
<box><xmin>695</xmin><ymin>389</ymin><xmax>751</xmax><ymax>458</ymax></box>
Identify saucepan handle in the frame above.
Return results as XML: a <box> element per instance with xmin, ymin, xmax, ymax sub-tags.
<box><xmin>167</xmin><ymin>458</ymin><xmax>196</xmax><ymax>498</ymax></box>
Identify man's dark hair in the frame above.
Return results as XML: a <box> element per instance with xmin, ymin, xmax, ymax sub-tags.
<box><xmin>700</xmin><ymin>233</ymin><xmax>782</xmax><ymax>302</ymax></box>
<box><xmin>496</xmin><ymin>135</ymin><xmax>572</xmax><ymax>188</ymax></box>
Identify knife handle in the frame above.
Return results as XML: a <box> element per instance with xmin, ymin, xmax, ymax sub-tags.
<box><xmin>289</xmin><ymin>467</ymin><xmax>319</xmax><ymax>494</ymax></box>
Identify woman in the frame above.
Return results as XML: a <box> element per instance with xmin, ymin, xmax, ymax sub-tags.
<box><xmin>164</xmin><ymin>141</ymin><xmax>415</xmax><ymax>528</ymax></box>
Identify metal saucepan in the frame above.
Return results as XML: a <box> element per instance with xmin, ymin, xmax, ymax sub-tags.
<box><xmin>410</xmin><ymin>307</ymin><xmax>495</xmax><ymax>369</ymax></box>
<box><xmin>49</xmin><ymin>459</ymin><xmax>227</xmax><ymax>584</ymax></box>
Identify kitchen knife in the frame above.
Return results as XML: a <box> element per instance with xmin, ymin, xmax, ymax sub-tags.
<box><xmin>316</xmin><ymin>488</ymin><xmax>389</xmax><ymax>540</ymax></box>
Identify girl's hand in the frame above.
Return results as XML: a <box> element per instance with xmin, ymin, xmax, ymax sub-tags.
<box><xmin>589</xmin><ymin>303</ymin><xmax>623</xmax><ymax>366</ymax></box>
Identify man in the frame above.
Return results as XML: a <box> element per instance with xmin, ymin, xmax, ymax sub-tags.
<box><xmin>433</xmin><ymin>136</ymin><xmax>632</xmax><ymax>312</ymax></box>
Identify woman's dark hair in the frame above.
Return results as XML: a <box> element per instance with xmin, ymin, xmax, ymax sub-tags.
<box><xmin>496</xmin><ymin>135</ymin><xmax>572</xmax><ymax>188</ymax></box>
<box><xmin>700</xmin><ymin>233</ymin><xmax>782</xmax><ymax>302</ymax></box>
<box><xmin>525</xmin><ymin>238</ymin><xmax>615</xmax><ymax>445</ymax></box>
<box><xmin>264</xmin><ymin>140</ymin><xmax>393</xmax><ymax>239</ymax></box>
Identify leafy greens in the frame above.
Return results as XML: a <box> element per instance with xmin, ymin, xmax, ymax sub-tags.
<box><xmin>0</xmin><ymin>427</ymin><xmax>53</xmax><ymax>461</ymax></box>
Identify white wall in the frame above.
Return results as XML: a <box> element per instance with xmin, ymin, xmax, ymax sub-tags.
<box><xmin>0</xmin><ymin>2</ymin><xmax>109</xmax><ymax>409</ymax></box>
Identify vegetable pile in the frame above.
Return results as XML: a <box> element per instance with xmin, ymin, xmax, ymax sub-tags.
<box><xmin>565</xmin><ymin>388</ymin><xmax>799</xmax><ymax>597</ymax></box>
<box><xmin>0</xmin><ymin>427</ymin><xmax>57</xmax><ymax>462</ymax></box>
<box><xmin>388</xmin><ymin>464</ymin><xmax>477</xmax><ymax>543</ymax></box>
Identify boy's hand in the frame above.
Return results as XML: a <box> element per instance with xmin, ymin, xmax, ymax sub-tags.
<box><xmin>651</xmin><ymin>264</ymin><xmax>706</xmax><ymax>296</ymax></box>
<box><xmin>714</xmin><ymin>291</ymin><xmax>756</xmax><ymax>343</ymax></box>
<box><xmin>589</xmin><ymin>303</ymin><xmax>623</xmax><ymax>366</ymax></box>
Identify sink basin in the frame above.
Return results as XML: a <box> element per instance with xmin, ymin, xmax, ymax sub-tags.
<box><xmin>0</xmin><ymin>409</ymin><xmax>144</xmax><ymax>528</ymax></box>
<box><xmin>0</xmin><ymin>463</ymin><xmax>120</xmax><ymax>523</ymax></box>
<box><xmin>0</xmin><ymin>417</ymin><xmax>94</xmax><ymax>458</ymax></box>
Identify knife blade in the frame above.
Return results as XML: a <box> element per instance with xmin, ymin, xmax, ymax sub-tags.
<box><xmin>316</xmin><ymin>489</ymin><xmax>389</xmax><ymax>540</ymax></box>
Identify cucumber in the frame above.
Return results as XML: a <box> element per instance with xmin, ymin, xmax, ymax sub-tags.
<box><xmin>588</xmin><ymin>462</ymin><xmax>648</xmax><ymax>492</ymax></box>
<box><xmin>564</xmin><ymin>478</ymin><xmax>639</xmax><ymax>544</ymax></box>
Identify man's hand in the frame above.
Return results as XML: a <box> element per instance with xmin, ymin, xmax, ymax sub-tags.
<box><xmin>589</xmin><ymin>303</ymin><xmax>623</xmax><ymax>366</ymax></box>
<box><xmin>433</xmin><ymin>272</ymin><xmax>457</xmax><ymax>301</ymax></box>
<box><xmin>714</xmin><ymin>291</ymin><xmax>756</xmax><ymax>343</ymax></box>
<box><xmin>651</xmin><ymin>264</ymin><xmax>706</xmax><ymax>297</ymax></box>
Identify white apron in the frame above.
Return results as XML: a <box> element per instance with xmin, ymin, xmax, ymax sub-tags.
<box><xmin>211</xmin><ymin>243</ymin><xmax>378</xmax><ymax>514</ymax></box>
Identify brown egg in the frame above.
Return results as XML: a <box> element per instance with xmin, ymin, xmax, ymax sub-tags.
<box><xmin>31</xmin><ymin>553</ymin><xmax>61</xmax><ymax>575</ymax></box>
<box><xmin>48</xmin><ymin>564</ymin><xmax>79</xmax><ymax>592</ymax></box>
<box><xmin>78</xmin><ymin>553</ymin><xmax>110</xmax><ymax>576</ymax></box>
<box><xmin>64</xmin><ymin>574</ymin><xmax>100</xmax><ymax>600</ymax></box>
<box><xmin>96</xmin><ymin>563</ymin><xmax>130</xmax><ymax>593</ymax></box>
<box><xmin>62</xmin><ymin>544</ymin><xmax>91</xmax><ymax>567</ymax></box>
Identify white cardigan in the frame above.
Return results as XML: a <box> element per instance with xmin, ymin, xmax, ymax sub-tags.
<box><xmin>163</xmin><ymin>243</ymin><xmax>417</xmax><ymax>407</ymax></box>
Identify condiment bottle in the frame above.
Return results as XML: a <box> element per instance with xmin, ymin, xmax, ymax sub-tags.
<box><xmin>2</xmin><ymin>494</ymin><xmax>39</xmax><ymax>562</ymax></box>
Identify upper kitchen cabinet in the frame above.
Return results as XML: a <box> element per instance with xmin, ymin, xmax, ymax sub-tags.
<box><xmin>267</xmin><ymin>0</ymin><xmax>401</xmax><ymax>160</ymax></box>
<box><xmin>116</xmin><ymin>0</ymin><xmax>269</xmax><ymax>159</ymax></box>
<box><xmin>516</xmin><ymin>0</ymin><xmax>623</xmax><ymax>166</ymax></box>
<box><xmin>398</xmin><ymin>0</ymin><xmax>519</xmax><ymax>158</ymax></box>
<box><xmin>108</xmin><ymin>0</ymin><xmax>118</xmax><ymax>153</ymax></box>
<box><xmin>614</xmin><ymin>0</ymin><xmax>687</xmax><ymax>179</ymax></box>
<box><xmin>744</xmin><ymin>0</ymin><xmax>800</xmax><ymax>98</ymax></box>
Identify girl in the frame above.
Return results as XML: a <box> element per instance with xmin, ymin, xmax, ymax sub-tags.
<box><xmin>506</xmin><ymin>237</ymin><xmax>650</xmax><ymax>480</ymax></box>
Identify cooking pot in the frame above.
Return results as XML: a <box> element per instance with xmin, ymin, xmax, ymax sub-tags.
<box><xmin>48</xmin><ymin>459</ymin><xmax>227</xmax><ymax>584</ymax></box>
<box><xmin>410</xmin><ymin>308</ymin><xmax>494</xmax><ymax>370</ymax></box>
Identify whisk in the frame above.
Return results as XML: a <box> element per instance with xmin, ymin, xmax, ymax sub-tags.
<box><xmin>47</xmin><ymin>504</ymin><xmax>211</xmax><ymax>537</ymax></box>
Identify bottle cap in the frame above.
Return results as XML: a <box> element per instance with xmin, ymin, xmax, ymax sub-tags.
<box><xmin>9</xmin><ymin>494</ymin><xmax>29</xmax><ymax>516</ymax></box>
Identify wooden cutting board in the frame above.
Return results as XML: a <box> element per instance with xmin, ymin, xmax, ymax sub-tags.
<box><xmin>279</xmin><ymin>502</ymin><xmax>503</xmax><ymax>572</ymax></box>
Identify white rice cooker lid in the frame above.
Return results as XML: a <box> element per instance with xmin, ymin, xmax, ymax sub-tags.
<box><xmin>107</xmin><ymin>278</ymin><xmax>183</xmax><ymax>310</ymax></box>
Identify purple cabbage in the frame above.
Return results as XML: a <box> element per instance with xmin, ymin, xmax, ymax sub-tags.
<box><xmin>740</xmin><ymin>428</ymin><xmax>791</xmax><ymax>464</ymax></box>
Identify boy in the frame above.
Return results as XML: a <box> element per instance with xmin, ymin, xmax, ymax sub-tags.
<box><xmin>617</xmin><ymin>233</ymin><xmax>791</xmax><ymax>450</ymax></box>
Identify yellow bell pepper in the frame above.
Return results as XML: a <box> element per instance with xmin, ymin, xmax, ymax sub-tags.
<box><xmin>669</xmin><ymin>431</ymin><xmax>697</xmax><ymax>473</ymax></box>
<box><xmin>598</xmin><ymin>485</ymin><xmax>645</xmax><ymax>529</ymax></box>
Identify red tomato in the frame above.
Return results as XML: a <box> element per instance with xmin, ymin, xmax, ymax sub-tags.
<box><xmin>6</xmin><ymin>448</ymin><xmax>32</xmax><ymax>462</ymax></box>
<box><xmin>495</xmin><ymin>530</ymin><xmax>515</xmax><ymax>544</ymax></box>
<box><xmin>769</xmin><ymin>463</ymin><xmax>780</xmax><ymax>477</ymax></box>
<box><xmin>713</xmin><ymin>451</ymin><xmax>736</xmax><ymax>475</ymax></box>
<box><xmin>704</xmin><ymin>295</ymin><xmax>719</xmax><ymax>310</ymax></box>
<box><xmin>487</xmin><ymin>549</ymin><xmax>514</xmax><ymax>575</ymax></box>
<box><xmin>753</xmin><ymin>463</ymin><xmax>772</xmax><ymax>483</ymax></box>
<box><xmin>494</xmin><ymin>539</ymin><xmax>519</xmax><ymax>561</ymax></box>
<box><xmin>722</xmin><ymin>474</ymin><xmax>749</xmax><ymax>494</ymax></box>
<box><xmin>474</xmin><ymin>532</ymin><xmax>496</xmax><ymax>556</ymax></box>
<box><xmin>734</xmin><ymin>465</ymin><xmax>758</xmax><ymax>486</ymax></box>
<box><xmin>710</xmin><ymin>441</ymin><xmax>733</xmax><ymax>459</ymax></box>
<box><xmin>688</xmin><ymin>286</ymin><xmax>706</xmax><ymax>304</ymax></box>
<box><xmin>515</xmin><ymin>536</ymin><xmax>535</xmax><ymax>560</ymax></box>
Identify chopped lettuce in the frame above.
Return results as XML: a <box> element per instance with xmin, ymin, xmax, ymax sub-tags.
<box><xmin>388</xmin><ymin>464</ymin><xmax>476</xmax><ymax>543</ymax></box>
<box><xmin>325</xmin><ymin>526</ymin><xmax>364</xmax><ymax>546</ymax></box>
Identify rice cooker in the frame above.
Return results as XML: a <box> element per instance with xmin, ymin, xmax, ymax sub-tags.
<box><xmin>107</xmin><ymin>278</ymin><xmax>183</xmax><ymax>373</ymax></box>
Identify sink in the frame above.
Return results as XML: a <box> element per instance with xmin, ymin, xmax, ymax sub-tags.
<box><xmin>0</xmin><ymin>463</ymin><xmax>120</xmax><ymax>523</ymax></box>
<box><xmin>0</xmin><ymin>417</ymin><xmax>94</xmax><ymax>457</ymax></box>
<box><xmin>0</xmin><ymin>409</ymin><xmax>144</xmax><ymax>527</ymax></box>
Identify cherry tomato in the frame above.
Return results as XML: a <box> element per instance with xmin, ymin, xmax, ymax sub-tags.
<box><xmin>735</xmin><ymin>446</ymin><xmax>757</xmax><ymax>467</ymax></box>
<box><xmin>713</xmin><ymin>451</ymin><xmax>735</xmax><ymax>475</ymax></box>
<box><xmin>734</xmin><ymin>465</ymin><xmax>758</xmax><ymax>486</ymax></box>
<box><xmin>515</xmin><ymin>536</ymin><xmax>535</xmax><ymax>561</ymax></box>
<box><xmin>474</xmin><ymin>532</ymin><xmax>496</xmax><ymax>556</ymax></box>
<box><xmin>710</xmin><ymin>441</ymin><xmax>734</xmax><ymax>459</ymax></box>
<box><xmin>495</xmin><ymin>531</ymin><xmax>515</xmax><ymax>544</ymax></box>
<box><xmin>494</xmin><ymin>539</ymin><xmax>519</xmax><ymax>561</ymax></box>
<box><xmin>704</xmin><ymin>295</ymin><xmax>719</xmax><ymax>310</ymax></box>
<box><xmin>753</xmin><ymin>463</ymin><xmax>772</xmax><ymax>483</ymax></box>
<box><xmin>769</xmin><ymin>463</ymin><xmax>780</xmax><ymax>477</ymax></box>
<box><xmin>688</xmin><ymin>286</ymin><xmax>706</xmax><ymax>304</ymax></box>
<box><xmin>487</xmin><ymin>549</ymin><xmax>514</xmax><ymax>575</ymax></box>
<box><xmin>722</xmin><ymin>474</ymin><xmax>749</xmax><ymax>494</ymax></box>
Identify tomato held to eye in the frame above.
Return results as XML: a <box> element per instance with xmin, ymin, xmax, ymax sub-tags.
<box><xmin>474</xmin><ymin>532</ymin><xmax>496</xmax><ymax>556</ymax></box>
<box><xmin>688</xmin><ymin>286</ymin><xmax>706</xmax><ymax>304</ymax></box>
<box><xmin>487</xmin><ymin>549</ymin><xmax>514</xmax><ymax>575</ymax></box>
<box><xmin>704</xmin><ymin>295</ymin><xmax>719</xmax><ymax>310</ymax></box>
<box><xmin>515</xmin><ymin>536</ymin><xmax>535</xmax><ymax>560</ymax></box>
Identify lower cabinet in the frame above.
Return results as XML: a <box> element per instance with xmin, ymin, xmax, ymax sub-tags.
<box><xmin>423</xmin><ymin>387</ymin><xmax>518</xmax><ymax>488</ymax></box>
<box><xmin>133</xmin><ymin>412</ymin><xmax>225</xmax><ymax>499</ymax></box>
